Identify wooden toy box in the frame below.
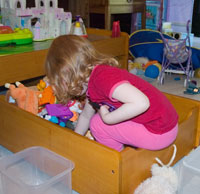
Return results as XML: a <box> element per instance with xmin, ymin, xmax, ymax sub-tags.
<box><xmin>0</xmin><ymin>28</ymin><xmax>200</xmax><ymax>194</ymax></box>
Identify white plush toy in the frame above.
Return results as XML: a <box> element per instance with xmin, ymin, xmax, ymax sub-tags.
<box><xmin>134</xmin><ymin>145</ymin><xmax>178</xmax><ymax>194</ymax></box>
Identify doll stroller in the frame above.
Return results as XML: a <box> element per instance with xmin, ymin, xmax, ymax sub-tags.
<box><xmin>158</xmin><ymin>20</ymin><xmax>193</xmax><ymax>87</ymax></box>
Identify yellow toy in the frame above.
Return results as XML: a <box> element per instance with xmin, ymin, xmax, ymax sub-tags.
<box><xmin>37</xmin><ymin>80</ymin><xmax>46</xmax><ymax>91</ymax></box>
<box><xmin>128</xmin><ymin>57</ymin><xmax>149</xmax><ymax>71</ymax></box>
<box><xmin>128</xmin><ymin>62</ymin><xmax>143</xmax><ymax>71</ymax></box>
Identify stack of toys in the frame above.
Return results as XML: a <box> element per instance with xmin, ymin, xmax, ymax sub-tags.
<box><xmin>128</xmin><ymin>57</ymin><xmax>162</xmax><ymax>80</ymax></box>
<box><xmin>0</xmin><ymin>0</ymin><xmax>90</xmax><ymax>44</ymax></box>
<box><xmin>5</xmin><ymin>78</ymin><xmax>84</xmax><ymax>131</ymax></box>
<box><xmin>0</xmin><ymin>0</ymin><xmax>72</xmax><ymax>41</ymax></box>
<box><xmin>0</xmin><ymin>26</ymin><xmax>33</xmax><ymax>46</ymax></box>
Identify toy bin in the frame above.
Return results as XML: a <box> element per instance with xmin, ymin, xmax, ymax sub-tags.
<box><xmin>0</xmin><ymin>146</ymin><xmax>74</xmax><ymax>194</ymax></box>
<box><xmin>178</xmin><ymin>146</ymin><xmax>200</xmax><ymax>194</ymax></box>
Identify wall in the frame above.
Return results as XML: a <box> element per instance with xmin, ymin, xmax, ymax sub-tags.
<box><xmin>166</xmin><ymin>0</ymin><xmax>194</xmax><ymax>33</ymax></box>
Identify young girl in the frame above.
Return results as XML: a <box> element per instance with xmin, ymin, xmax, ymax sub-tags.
<box><xmin>45</xmin><ymin>34</ymin><xmax>178</xmax><ymax>152</ymax></box>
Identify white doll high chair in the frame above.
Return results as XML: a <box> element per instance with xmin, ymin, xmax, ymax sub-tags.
<box><xmin>158</xmin><ymin>20</ymin><xmax>193</xmax><ymax>87</ymax></box>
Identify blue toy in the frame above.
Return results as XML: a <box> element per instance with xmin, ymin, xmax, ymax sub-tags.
<box><xmin>145</xmin><ymin>65</ymin><xmax>159</xmax><ymax>79</ymax></box>
<box><xmin>49</xmin><ymin>116</ymin><xmax>66</xmax><ymax>127</ymax></box>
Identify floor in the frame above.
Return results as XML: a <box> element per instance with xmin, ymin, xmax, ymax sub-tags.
<box><xmin>151</xmin><ymin>73</ymin><xmax>200</xmax><ymax>193</ymax></box>
<box><xmin>151</xmin><ymin>73</ymin><xmax>200</xmax><ymax>101</ymax></box>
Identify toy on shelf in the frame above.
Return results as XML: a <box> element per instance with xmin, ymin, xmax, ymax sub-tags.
<box><xmin>0</xmin><ymin>25</ymin><xmax>13</xmax><ymax>34</ymax></box>
<box><xmin>5</xmin><ymin>82</ymin><xmax>41</xmax><ymax>114</ymax></box>
<box><xmin>0</xmin><ymin>0</ymin><xmax>72</xmax><ymax>41</ymax></box>
<box><xmin>70</xmin><ymin>15</ymin><xmax>87</xmax><ymax>38</ymax></box>
<box><xmin>0</xmin><ymin>26</ymin><xmax>33</xmax><ymax>46</ymax></box>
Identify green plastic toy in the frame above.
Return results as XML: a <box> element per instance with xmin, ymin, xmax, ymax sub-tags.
<box><xmin>0</xmin><ymin>27</ymin><xmax>33</xmax><ymax>46</ymax></box>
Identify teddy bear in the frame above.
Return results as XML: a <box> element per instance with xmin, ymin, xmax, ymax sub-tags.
<box><xmin>128</xmin><ymin>57</ymin><xmax>149</xmax><ymax>72</ymax></box>
<box><xmin>134</xmin><ymin>145</ymin><xmax>178</xmax><ymax>194</ymax></box>
<box><xmin>5</xmin><ymin>82</ymin><xmax>42</xmax><ymax>115</ymax></box>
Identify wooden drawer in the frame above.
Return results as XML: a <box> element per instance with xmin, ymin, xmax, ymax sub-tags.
<box><xmin>0</xmin><ymin>93</ymin><xmax>199</xmax><ymax>194</ymax></box>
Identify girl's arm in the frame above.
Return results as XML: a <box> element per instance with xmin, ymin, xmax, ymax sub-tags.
<box><xmin>75</xmin><ymin>98</ymin><xmax>96</xmax><ymax>135</ymax></box>
<box><xmin>99</xmin><ymin>82</ymin><xmax>150</xmax><ymax>124</ymax></box>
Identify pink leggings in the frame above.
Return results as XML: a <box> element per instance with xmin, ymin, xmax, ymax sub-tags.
<box><xmin>90</xmin><ymin>113</ymin><xmax>178</xmax><ymax>152</ymax></box>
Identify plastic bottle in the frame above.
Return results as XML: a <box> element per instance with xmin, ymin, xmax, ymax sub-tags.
<box><xmin>111</xmin><ymin>21</ymin><xmax>121</xmax><ymax>38</ymax></box>
<box><xmin>73</xmin><ymin>20</ymin><xmax>83</xmax><ymax>35</ymax></box>
<box><xmin>70</xmin><ymin>15</ymin><xmax>87</xmax><ymax>37</ymax></box>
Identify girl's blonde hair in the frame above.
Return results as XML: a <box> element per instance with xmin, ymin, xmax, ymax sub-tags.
<box><xmin>45</xmin><ymin>35</ymin><xmax>119</xmax><ymax>104</ymax></box>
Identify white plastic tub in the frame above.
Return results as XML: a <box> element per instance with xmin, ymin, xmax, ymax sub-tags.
<box><xmin>0</xmin><ymin>146</ymin><xmax>74</xmax><ymax>194</ymax></box>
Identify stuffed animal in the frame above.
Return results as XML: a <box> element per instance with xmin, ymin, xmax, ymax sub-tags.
<box><xmin>38</xmin><ymin>86</ymin><xmax>56</xmax><ymax>106</ymax></box>
<box><xmin>37</xmin><ymin>80</ymin><xmax>46</xmax><ymax>91</ymax></box>
<box><xmin>131</xmin><ymin>57</ymin><xmax>149</xmax><ymax>70</ymax></box>
<box><xmin>128</xmin><ymin>57</ymin><xmax>150</xmax><ymax>76</ymax></box>
<box><xmin>5</xmin><ymin>82</ymin><xmax>42</xmax><ymax>115</ymax></box>
<box><xmin>134</xmin><ymin>145</ymin><xmax>178</xmax><ymax>194</ymax></box>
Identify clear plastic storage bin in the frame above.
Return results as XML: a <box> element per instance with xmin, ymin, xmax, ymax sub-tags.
<box><xmin>0</xmin><ymin>146</ymin><xmax>74</xmax><ymax>194</ymax></box>
<box><xmin>178</xmin><ymin>146</ymin><xmax>200</xmax><ymax>194</ymax></box>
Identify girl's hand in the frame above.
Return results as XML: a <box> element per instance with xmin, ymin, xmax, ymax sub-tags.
<box><xmin>98</xmin><ymin>105</ymin><xmax>110</xmax><ymax>123</ymax></box>
<box><xmin>75</xmin><ymin>98</ymin><xmax>95</xmax><ymax>135</ymax></box>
